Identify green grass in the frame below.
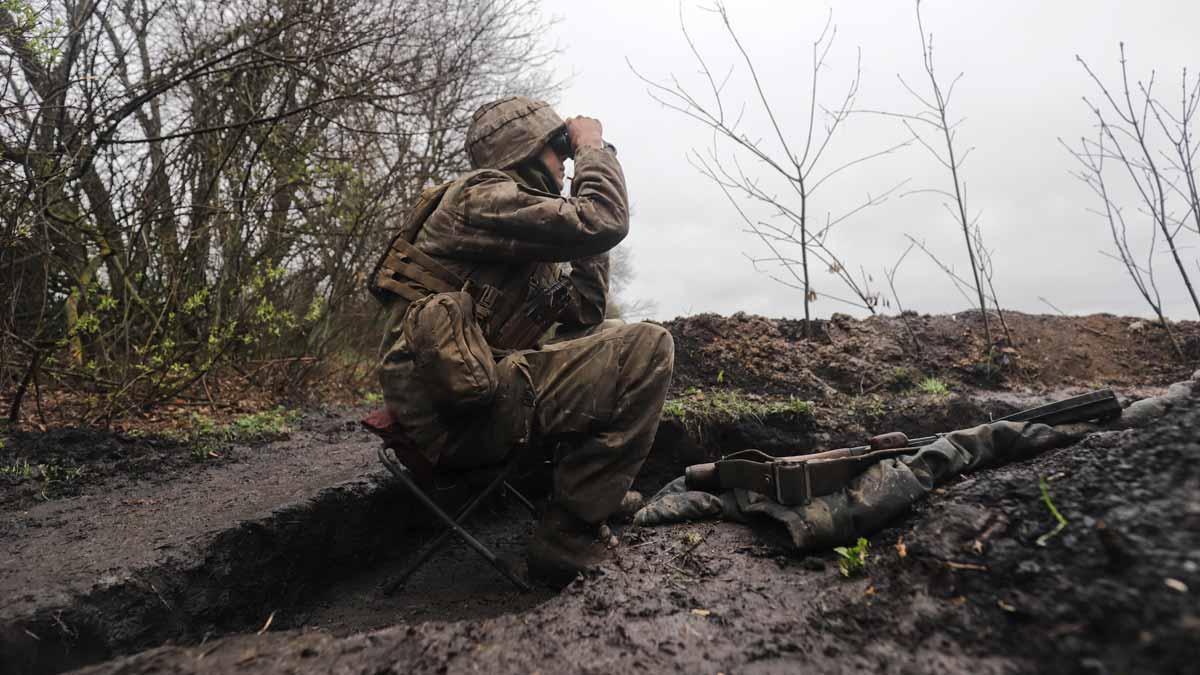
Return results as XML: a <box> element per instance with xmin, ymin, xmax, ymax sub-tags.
<box><xmin>917</xmin><ymin>377</ymin><xmax>950</xmax><ymax>396</ymax></box>
<box><xmin>662</xmin><ymin>388</ymin><xmax>813</xmax><ymax>425</ymax></box>
<box><xmin>834</xmin><ymin>537</ymin><xmax>870</xmax><ymax>577</ymax></box>
<box><xmin>179</xmin><ymin>407</ymin><xmax>300</xmax><ymax>460</ymax></box>
<box><xmin>1</xmin><ymin>458</ymin><xmax>85</xmax><ymax>500</ymax></box>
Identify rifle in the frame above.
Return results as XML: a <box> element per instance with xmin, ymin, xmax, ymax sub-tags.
<box><xmin>683</xmin><ymin>389</ymin><xmax>1121</xmax><ymax>505</ymax></box>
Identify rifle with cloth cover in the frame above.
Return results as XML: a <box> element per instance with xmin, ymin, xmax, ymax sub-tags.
<box><xmin>683</xmin><ymin>389</ymin><xmax>1121</xmax><ymax>506</ymax></box>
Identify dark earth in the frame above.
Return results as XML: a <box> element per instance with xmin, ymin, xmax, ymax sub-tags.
<box><xmin>1</xmin><ymin>312</ymin><xmax>1197</xmax><ymax>674</ymax></box>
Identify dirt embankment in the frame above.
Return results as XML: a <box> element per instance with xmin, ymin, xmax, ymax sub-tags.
<box><xmin>664</xmin><ymin>311</ymin><xmax>1197</xmax><ymax>397</ymax></box>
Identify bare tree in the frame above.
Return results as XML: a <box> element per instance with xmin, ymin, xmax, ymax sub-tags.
<box><xmin>859</xmin><ymin>0</ymin><xmax>1000</xmax><ymax>353</ymax></box>
<box><xmin>1069</xmin><ymin>44</ymin><xmax>1200</xmax><ymax>324</ymax></box>
<box><xmin>1065</xmin><ymin>129</ymin><xmax>1185</xmax><ymax>358</ymax></box>
<box><xmin>631</xmin><ymin>3</ymin><xmax>909</xmax><ymax>337</ymax></box>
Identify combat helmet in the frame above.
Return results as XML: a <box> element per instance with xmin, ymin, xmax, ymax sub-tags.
<box><xmin>466</xmin><ymin>96</ymin><xmax>564</xmax><ymax>170</ymax></box>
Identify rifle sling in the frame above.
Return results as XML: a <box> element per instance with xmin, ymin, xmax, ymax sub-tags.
<box><xmin>715</xmin><ymin>447</ymin><xmax>921</xmax><ymax>506</ymax></box>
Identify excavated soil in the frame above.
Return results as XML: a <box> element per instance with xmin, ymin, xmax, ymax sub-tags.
<box><xmin>664</xmin><ymin>311</ymin><xmax>1199</xmax><ymax>396</ymax></box>
<box><xmin>0</xmin><ymin>311</ymin><xmax>1196</xmax><ymax>674</ymax></box>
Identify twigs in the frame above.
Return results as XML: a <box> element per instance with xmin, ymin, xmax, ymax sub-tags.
<box><xmin>1065</xmin><ymin>45</ymin><xmax>1197</xmax><ymax>358</ymax></box>
<box><xmin>856</xmin><ymin>1</ymin><xmax>1005</xmax><ymax>356</ymax></box>
<box><xmin>1075</xmin><ymin>46</ymin><xmax>1200</xmax><ymax>318</ymax></box>
<box><xmin>884</xmin><ymin>243</ymin><xmax>922</xmax><ymax>357</ymax></box>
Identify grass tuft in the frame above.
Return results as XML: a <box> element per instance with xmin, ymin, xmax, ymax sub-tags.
<box><xmin>917</xmin><ymin>377</ymin><xmax>950</xmax><ymax>396</ymax></box>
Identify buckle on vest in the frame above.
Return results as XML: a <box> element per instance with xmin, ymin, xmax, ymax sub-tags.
<box><xmin>466</xmin><ymin>282</ymin><xmax>500</xmax><ymax>323</ymax></box>
<box><xmin>771</xmin><ymin>459</ymin><xmax>812</xmax><ymax>506</ymax></box>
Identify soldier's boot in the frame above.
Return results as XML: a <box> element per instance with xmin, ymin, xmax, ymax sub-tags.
<box><xmin>526</xmin><ymin>505</ymin><xmax>609</xmax><ymax>587</ymax></box>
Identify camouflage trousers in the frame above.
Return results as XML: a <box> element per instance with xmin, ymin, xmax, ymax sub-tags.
<box><xmin>382</xmin><ymin>322</ymin><xmax>674</xmax><ymax>525</ymax></box>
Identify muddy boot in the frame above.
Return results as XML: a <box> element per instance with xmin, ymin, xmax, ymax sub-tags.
<box><xmin>527</xmin><ymin>505</ymin><xmax>608</xmax><ymax>587</ymax></box>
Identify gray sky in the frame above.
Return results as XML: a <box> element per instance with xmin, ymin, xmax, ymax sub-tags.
<box><xmin>541</xmin><ymin>0</ymin><xmax>1200</xmax><ymax>322</ymax></box>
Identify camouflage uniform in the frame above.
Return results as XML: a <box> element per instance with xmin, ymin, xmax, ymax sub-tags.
<box><xmin>378</xmin><ymin>97</ymin><xmax>673</xmax><ymax>528</ymax></box>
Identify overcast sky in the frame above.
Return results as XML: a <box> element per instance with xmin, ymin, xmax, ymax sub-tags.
<box><xmin>539</xmin><ymin>0</ymin><xmax>1200</xmax><ymax>323</ymax></box>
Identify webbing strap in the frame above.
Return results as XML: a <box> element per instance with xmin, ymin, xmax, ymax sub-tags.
<box><xmin>386</xmin><ymin>238</ymin><xmax>464</xmax><ymax>291</ymax></box>
<box><xmin>715</xmin><ymin>447</ymin><xmax>922</xmax><ymax>505</ymax></box>
<box><xmin>375</xmin><ymin>275</ymin><xmax>428</xmax><ymax>302</ymax></box>
<box><xmin>383</xmin><ymin>253</ymin><xmax>458</xmax><ymax>295</ymax></box>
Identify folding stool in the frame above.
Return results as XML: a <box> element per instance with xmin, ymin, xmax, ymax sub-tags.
<box><xmin>363</xmin><ymin>409</ymin><xmax>538</xmax><ymax>594</ymax></box>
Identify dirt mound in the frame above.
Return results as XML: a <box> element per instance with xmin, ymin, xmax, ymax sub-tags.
<box><xmin>663</xmin><ymin>311</ymin><xmax>1198</xmax><ymax>398</ymax></box>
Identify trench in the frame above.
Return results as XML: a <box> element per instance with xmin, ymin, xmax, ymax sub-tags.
<box><xmin>1</xmin><ymin>391</ymin><xmax>1045</xmax><ymax>675</ymax></box>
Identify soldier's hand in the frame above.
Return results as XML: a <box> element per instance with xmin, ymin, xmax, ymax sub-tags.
<box><xmin>565</xmin><ymin>116</ymin><xmax>603</xmax><ymax>152</ymax></box>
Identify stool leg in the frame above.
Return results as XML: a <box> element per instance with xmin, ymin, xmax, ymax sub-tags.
<box><xmin>503</xmin><ymin>481</ymin><xmax>539</xmax><ymax>518</ymax></box>
<box><xmin>380</xmin><ymin>449</ymin><xmax>530</xmax><ymax>594</ymax></box>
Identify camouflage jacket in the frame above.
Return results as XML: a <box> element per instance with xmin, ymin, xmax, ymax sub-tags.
<box><xmin>379</xmin><ymin>144</ymin><xmax>628</xmax><ymax>352</ymax></box>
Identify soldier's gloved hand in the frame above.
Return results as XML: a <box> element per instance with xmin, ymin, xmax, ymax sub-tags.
<box><xmin>565</xmin><ymin>116</ymin><xmax>604</xmax><ymax>151</ymax></box>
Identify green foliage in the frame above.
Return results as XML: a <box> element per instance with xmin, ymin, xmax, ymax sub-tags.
<box><xmin>182</xmin><ymin>288</ymin><xmax>208</xmax><ymax>313</ymax></box>
<box><xmin>716</xmin><ymin>369</ymin><xmax>725</xmax><ymax>384</ymax></box>
<box><xmin>2</xmin><ymin>0</ymin><xmax>63</xmax><ymax>61</ymax></box>
<box><xmin>917</xmin><ymin>377</ymin><xmax>950</xmax><ymax>396</ymax></box>
<box><xmin>1035</xmin><ymin>477</ymin><xmax>1069</xmax><ymax>546</ymax></box>
<box><xmin>363</xmin><ymin>391</ymin><xmax>383</xmax><ymax>405</ymax></box>
<box><xmin>231</xmin><ymin>408</ymin><xmax>296</xmax><ymax>438</ymax></box>
<box><xmin>834</xmin><ymin>537</ymin><xmax>870</xmax><ymax>577</ymax></box>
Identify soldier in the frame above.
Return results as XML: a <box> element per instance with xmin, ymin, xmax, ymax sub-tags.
<box><xmin>374</xmin><ymin>96</ymin><xmax>674</xmax><ymax>585</ymax></box>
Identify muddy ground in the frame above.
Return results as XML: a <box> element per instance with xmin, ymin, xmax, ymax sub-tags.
<box><xmin>58</xmin><ymin>382</ymin><xmax>1200</xmax><ymax>675</ymax></box>
<box><xmin>1</xmin><ymin>312</ymin><xmax>1196</xmax><ymax>674</ymax></box>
